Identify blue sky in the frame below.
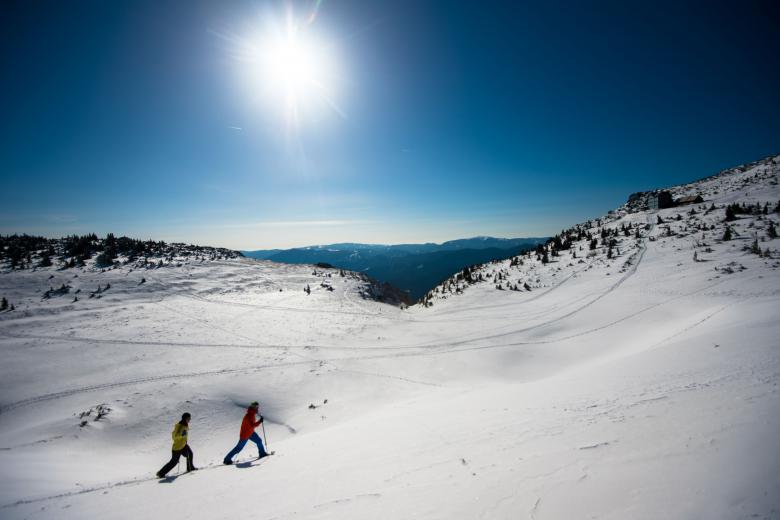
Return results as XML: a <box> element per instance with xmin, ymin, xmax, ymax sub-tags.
<box><xmin>2</xmin><ymin>0</ymin><xmax>778</xmax><ymax>249</ymax></box>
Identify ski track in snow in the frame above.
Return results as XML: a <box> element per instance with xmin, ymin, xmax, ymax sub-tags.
<box><xmin>0</xmin><ymin>270</ymin><xmax>752</xmax><ymax>415</ymax></box>
<box><xmin>0</xmin><ymin>455</ymin><xmax>271</xmax><ymax>510</ymax></box>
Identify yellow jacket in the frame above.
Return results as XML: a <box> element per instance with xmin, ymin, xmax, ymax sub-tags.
<box><xmin>171</xmin><ymin>422</ymin><xmax>189</xmax><ymax>451</ymax></box>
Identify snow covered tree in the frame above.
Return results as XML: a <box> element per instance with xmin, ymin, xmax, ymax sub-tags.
<box><xmin>722</xmin><ymin>226</ymin><xmax>732</xmax><ymax>241</ymax></box>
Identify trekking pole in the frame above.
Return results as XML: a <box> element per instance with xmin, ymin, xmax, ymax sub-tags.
<box><xmin>261</xmin><ymin>420</ymin><xmax>269</xmax><ymax>451</ymax></box>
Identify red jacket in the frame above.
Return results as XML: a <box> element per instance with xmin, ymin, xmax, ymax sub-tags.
<box><xmin>239</xmin><ymin>408</ymin><xmax>261</xmax><ymax>440</ymax></box>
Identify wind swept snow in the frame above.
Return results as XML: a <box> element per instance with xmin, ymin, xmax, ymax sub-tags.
<box><xmin>1</xmin><ymin>155</ymin><xmax>779</xmax><ymax>519</ymax></box>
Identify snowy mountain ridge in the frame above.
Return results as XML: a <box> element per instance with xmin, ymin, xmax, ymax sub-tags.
<box><xmin>418</xmin><ymin>153</ymin><xmax>780</xmax><ymax>308</ymax></box>
<box><xmin>0</xmin><ymin>154</ymin><xmax>779</xmax><ymax>519</ymax></box>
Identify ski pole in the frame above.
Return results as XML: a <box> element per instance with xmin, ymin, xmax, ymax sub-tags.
<box><xmin>261</xmin><ymin>420</ymin><xmax>269</xmax><ymax>451</ymax></box>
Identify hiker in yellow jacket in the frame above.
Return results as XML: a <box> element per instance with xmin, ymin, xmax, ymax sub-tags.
<box><xmin>156</xmin><ymin>412</ymin><xmax>196</xmax><ymax>478</ymax></box>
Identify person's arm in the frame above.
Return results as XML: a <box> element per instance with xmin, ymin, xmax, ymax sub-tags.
<box><xmin>254</xmin><ymin>415</ymin><xmax>263</xmax><ymax>427</ymax></box>
<box><xmin>171</xmin><ymin>424</ymin><xmax>180</xmax><ymax>442</ymax></box>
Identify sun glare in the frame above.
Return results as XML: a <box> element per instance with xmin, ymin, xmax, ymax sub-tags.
<box><xmin>266</xmin><ymin>36</ymin><xmax>320</xmax><ymax>94</ymax></box>
<box><xmin>239</xmin><ymin>9</ymin><xmax>342</xmax><ymax>132</ymax></box>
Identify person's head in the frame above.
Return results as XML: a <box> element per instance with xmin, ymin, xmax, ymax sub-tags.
<box><xmin>249</xmin><ymin>401</ymin><xmax>259</xmax><ymax>410</ymax></box>
<box><xmin>181</xmin><ymin>412</ymin><xmax>191</xmax><ymax>424</ymax></box>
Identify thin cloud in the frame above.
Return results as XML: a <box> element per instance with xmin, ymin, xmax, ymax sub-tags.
<box><xmin>208</xmin><ymin>219</ymin><xmax>372</xmax><ymax>230</ymax></box>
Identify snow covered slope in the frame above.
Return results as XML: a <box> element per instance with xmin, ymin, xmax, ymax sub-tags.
<box><xmin>1</xmin><ymin>155</ymin><xmax>779</xmax><ymax>519</ymax></box>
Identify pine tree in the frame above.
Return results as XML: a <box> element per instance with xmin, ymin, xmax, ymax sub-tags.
<box><xmin>722</xmin><ymin>226</ymin><xmax>732</xmax><ymax>241</ymax></box>
<box><xmin>768</xmin><ymin>220</ymin><xmax>778</xmax><ymax>239</ymax></box>
<box><xmin>725</xmin><ymin>205</ymin><xmax>736</xmax><ymax>222</ymax></box>
<box><xmin>1</xmin><ymin>297</ymin><xmax>7</xmax><ymax>311</ymax></box>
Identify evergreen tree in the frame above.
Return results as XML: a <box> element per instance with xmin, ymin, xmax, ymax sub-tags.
<box><xmin>1</xmin><ymin>297</ymin><xmax>7</xmax><ymax>311</ymax></box>
<box><xmin>722</xmin><ymin>226</ymin><xmax>732</xmax><ymax>241</ymax></box>
<box><xmin>768</xmin><ymin>220</ymin><xmax>778</xmax><ymax>239</ymax></box>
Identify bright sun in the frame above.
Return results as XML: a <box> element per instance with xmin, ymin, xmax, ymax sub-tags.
<box><xmin>241</xmin><ymin>13</ymin><xmax>341</xmax><ymax>131</ymax></box>
<box><xmin>266</xmin><ymin>36</ymin><xmax>321</xmax><ymax>95</ymax></box>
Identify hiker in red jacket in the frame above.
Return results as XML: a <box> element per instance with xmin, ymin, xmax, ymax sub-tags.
<box><xmin>223</xmin><ymin>401</ymin><xmax>269</xmax><ymax>464</ymax></box>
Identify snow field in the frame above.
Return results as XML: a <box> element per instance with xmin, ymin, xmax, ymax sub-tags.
<box><xmin>0</xmin><ymin>155</ymin><xmax>779</xmax><ymax>518</ymax></box>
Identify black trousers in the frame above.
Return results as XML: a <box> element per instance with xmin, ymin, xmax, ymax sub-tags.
<box><xmin>158</xmin><ymin>444</ymin><xmax>194</xmax><ymax>476</ymax></box>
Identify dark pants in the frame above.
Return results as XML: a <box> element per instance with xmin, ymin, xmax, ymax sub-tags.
<box><xmin>158</xmin><ymin>444</ymin><xmax>194</xmax><ymax>476</ymax></box>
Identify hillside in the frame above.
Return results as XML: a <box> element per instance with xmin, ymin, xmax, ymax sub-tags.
<box><xmin>244</xmin><ymin>237</ymin><xmax>547</xmax><ymax>300</ymax></box>
<box><xmin>0</xmin><ymin>155</ymin><xmax>779</xmax><ymax>519</ymax></box>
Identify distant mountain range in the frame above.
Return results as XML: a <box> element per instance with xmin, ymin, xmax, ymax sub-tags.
<box><xmin>243</xmin><ymin>237</ymin><xmax>548</xmax><ymax>300</ymax></box>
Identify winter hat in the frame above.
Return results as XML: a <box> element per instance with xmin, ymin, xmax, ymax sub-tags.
<box><xmin>181</xmin><ymin>412</ymin><xmax>191</xmax><ymax>421</ymax></box>
<box><xmin>249</xmin><ymin>401</ymin><xmax>259</xmax><ymax>408</ymax></box>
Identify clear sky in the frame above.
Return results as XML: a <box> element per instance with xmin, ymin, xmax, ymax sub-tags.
<box><xmin>2</xmin><ymin>0</ymin><xmax>778</xmax><ymax>249</ymax></box>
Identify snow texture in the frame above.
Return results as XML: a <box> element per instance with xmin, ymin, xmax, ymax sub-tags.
<box><xmin>1</xmin><ymin>154</ymin><xmax>779</xmax><ymax>519</ymax></box>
